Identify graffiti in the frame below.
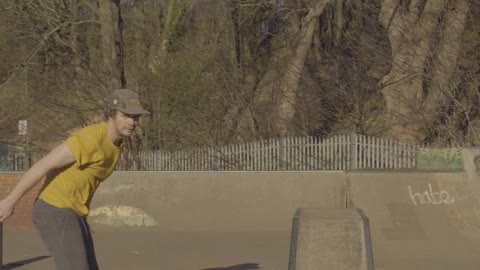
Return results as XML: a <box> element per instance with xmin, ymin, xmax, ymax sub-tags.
<box><xmin>408</xmin><ymin>183</ymin><xmax>455</xmax><ymax>205</ymax></box>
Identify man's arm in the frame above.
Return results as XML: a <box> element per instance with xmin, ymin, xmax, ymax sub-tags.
<box><xmin>0</xmin><ymin>143</ymin><xmax>76</xmax><ymax>222</ymax></box>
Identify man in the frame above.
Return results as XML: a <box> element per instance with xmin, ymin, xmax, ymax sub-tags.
<box><xmin>0</xmin><ymin>89</ymin><xmax>150</xmax><ymax>270</ymax></box>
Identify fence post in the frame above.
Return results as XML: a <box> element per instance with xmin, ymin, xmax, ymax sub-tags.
<box><xmin>349</xmin><ymin>133</ymin><xmax>358</xmax><ymax>170</ymax></box>
<box><xmin>0</xmin><ymin>222</ymin><xmax>3</xmax><ymax>270</ymax></box>
<box><xmin>279</xmin><ymin>138</ymin><xmax>286</xmax><ymax>170</ymax></box>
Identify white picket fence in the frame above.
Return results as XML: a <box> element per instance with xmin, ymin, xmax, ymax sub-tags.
<box><xmin>0</xmin><ymin>152</ymin><xmax>42</xmax><ymax>172</ymax></box>
<box><xmin>2</xmin><ymin>134</ymin><xmax>439</xmax><ymax>172</ymax></box>
<box><xmin>116</xmin><ymin>134</ymin><xmax>421</xmax><ymax>171</ymax></box>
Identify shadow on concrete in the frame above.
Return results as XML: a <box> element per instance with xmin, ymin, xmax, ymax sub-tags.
<box><xmin>2</xmin><ymin>255</ymin><xmax>51</xmax><ymax>269</ymax></box>
<box><xmin>200</xmin><ymin>263</ymin><xmax>261</xmax><ymax>270</ymax></box>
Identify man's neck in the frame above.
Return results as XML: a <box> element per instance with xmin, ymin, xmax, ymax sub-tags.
<box><xmin>105</xmin><ymin>121</ymin><xmax>123</xmax><ymax>146</ymax></box>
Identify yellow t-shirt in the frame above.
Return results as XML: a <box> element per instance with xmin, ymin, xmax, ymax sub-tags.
<box><xmin>39</xmin><ymin>122</ymin><xmax>122</xmax><ymax>217</ymax></box>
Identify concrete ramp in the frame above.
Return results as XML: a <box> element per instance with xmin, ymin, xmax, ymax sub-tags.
<box><xmin>347</xmin><ymin>148</ymin><xmax>480</xmax><ymax>270</ymax></box>
<box><xmin>288</xmin><ymin>208</ymin><xmax>374</xmax><ymax>270</ymax></box>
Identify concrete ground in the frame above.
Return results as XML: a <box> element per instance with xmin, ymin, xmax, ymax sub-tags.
<box><xmin>2</xmin><ymin>225</ymin><xmax>291</xmax><ymax>270</ymax></box>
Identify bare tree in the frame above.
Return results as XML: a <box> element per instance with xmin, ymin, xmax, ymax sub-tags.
<box><xmin>379</xmin><ymin>0</ymin><xmax>469</xmax><ymax>143</ymax></box>
<box><xmin>0</xmin><ymin>0</ymin><xmax>126</xmax><ymax>150</ymax></box>
<box><xmin>272</xmin><ymin>1</ymin><xmax>329</xmax><ymax>137</ymax></box>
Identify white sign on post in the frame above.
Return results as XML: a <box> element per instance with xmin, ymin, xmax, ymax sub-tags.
<box><xmin>18</xmin><ymin>120</ymin><xmax>27</xmax><ymax>136</ymax></box>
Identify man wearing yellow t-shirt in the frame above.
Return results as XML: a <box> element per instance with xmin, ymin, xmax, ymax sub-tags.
<box><xmin>0</xmin><ymin>89</ymin><xmax>150</xmax><ymax>270</ymax></box>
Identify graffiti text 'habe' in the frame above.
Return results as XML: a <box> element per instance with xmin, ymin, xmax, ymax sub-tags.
<box><xmin>408</xmin><ymin>184</ymin><xmax>455</xmax><ymax>205</ymax></box>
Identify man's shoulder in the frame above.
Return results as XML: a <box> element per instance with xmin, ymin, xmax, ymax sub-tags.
<box><xmin>70</xmin><ymin>122</ymin><xmax>105</xmax><ymax>140</ymax></box>
<box><xmin>77</xmin><ymin>122</ymin><xmax>104</xmax><ymax>133</ymax></box>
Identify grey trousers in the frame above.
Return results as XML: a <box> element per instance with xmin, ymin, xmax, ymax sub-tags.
<box><xmin>32</xmin><ymin>199</ymin><xmax>99</xmax><ymax>270</ymax></box>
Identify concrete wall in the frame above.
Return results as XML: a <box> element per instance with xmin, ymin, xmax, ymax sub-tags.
<box><xmin>345</xmin><ymin>148</ymin><xmax>480</xmax><ymax>269</ymax></box>
<box><xmin>2</xmin><ymin>168</ymin><xmax>477</xmax><ymax>234</ymax></box>
<box><xmin>2</xmin><ymin>147</ymin><xmax>480</xmax><ymax>234</ymax></box>
<box><xmin>90</xmin><ymin>171</ymin><xmax>347</xmax><ymax>231</ymax></box>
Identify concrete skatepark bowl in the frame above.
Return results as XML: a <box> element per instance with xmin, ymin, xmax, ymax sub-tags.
<box><xmin>2</xmin><ymin>148</ymin><xmax>480</xmax><ymax>269</ymax></box>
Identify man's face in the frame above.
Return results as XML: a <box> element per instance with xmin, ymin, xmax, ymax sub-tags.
<box><xmin>111</xmin><ymin>111</ymin><xmax>141</xmax><ymax>137</ymax></box>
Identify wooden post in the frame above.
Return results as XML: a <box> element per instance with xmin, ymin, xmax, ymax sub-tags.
<box><xmin>349</xmin><ymin>133</ymin><xmax>358</xmax><ymax>170</ymax></box>
<box><xmin>0</xmin><ymin>222</ymin><xmax>3</xmax><ymax>270</ymax></box>
<box><xmin>278</xmin><ymin>137</ymin><xmax>286</xmax><ymax>170</ymax></box>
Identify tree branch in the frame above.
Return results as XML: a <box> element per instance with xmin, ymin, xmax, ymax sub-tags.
<box><xmin>0</xmin><ymin>20</ymin><xmax>98</xmax><ymax>93</ymax></box>
<box><xmin>0</xmin><ymin>0</ymin><xmax>34</xmax><ymax>13</ymax></box>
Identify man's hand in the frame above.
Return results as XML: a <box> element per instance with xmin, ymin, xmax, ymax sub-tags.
<box><xmin>0</xmin><ymin>198</ymin><xmax>15</xmax><ymax>222</ymax></box>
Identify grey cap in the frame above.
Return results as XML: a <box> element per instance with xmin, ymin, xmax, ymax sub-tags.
<box><xmin>107</xmin><ymin>89</ymin><xmax>151</xmax><ymax>115</ymax></box>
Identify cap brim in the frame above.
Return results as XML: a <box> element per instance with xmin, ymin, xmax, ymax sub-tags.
<box><xmin>117</xmin><ymin>107</ymin><xmax>151</xmax><ymax>115</ymax></box>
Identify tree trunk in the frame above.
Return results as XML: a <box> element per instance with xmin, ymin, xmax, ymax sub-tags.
<box><xmin>275</xmin><ymin>1</ymin><xmax>328</xmax><ymax>136</ymax></box>
<box><xmin>147</xmin><ymin>0</ymin><xmax>186</xmax><ymax>73</ymax></box>
<box><xmin>378</xmin><ymin>0</ymin><xmax>468</xmax><ymax>143</ymax></box>
<box><xmin>423</xmin><ymin>0</ymin><xmax>469</xmax><ymax>125</ymax></box>
<box><xmin>334</xmin><ymin>0</ymin><xmax>344</xmax><ymax>46</ymax></box>
<box><xmin>98</xmin><ymin>0</ymin><xmax>121</xmax><ymax>88</ymax></box>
